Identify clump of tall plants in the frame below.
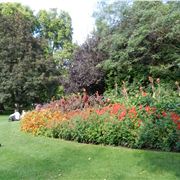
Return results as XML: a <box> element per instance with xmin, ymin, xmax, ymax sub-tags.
<box><xmin>21</xmin><ymin>77</ymin><xmax>180</xmax><ymax>152</ymax></box>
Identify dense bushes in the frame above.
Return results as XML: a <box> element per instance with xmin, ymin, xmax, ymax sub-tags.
<box><xmin>21</xmin><ymin>78</ymin><xmax>180</xmax><ymax>152</ymax></box>
<box><xmin>93</xmin><ymin>1</ymin><xmax>180</xmax><ymax>88</ymax></box>
<box><xmin>21</xmin><ymin>110</ymin><xmax>66</xmax><ymax>135</ymax></box>
<box><xmin>21</xmin><ymin>103</ymin><xmax>180</xmax><ymax>152</ymax></box>
<box><xmin>46</xmin><ymin>104</ymin><xmax>180</xmax><ymax>151</ymax></box>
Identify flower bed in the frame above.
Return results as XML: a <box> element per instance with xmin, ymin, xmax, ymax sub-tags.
<box><xmin>21</xmin><ymin>102</ymin><xmax>180</xmax><ymax>151</ymax></box>
<box><xmin>21</xmin><ymin>78</ymin><xmax>180</xmax><ymax>151</ymax></box>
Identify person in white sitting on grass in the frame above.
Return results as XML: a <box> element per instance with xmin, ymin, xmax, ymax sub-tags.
<box><xmin>9</xmin><ymin>109</ymin><xmax>21</xmax><ymax>121</ymax></box>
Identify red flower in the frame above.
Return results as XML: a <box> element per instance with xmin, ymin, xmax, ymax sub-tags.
<box><xmin>162</xmin><ymin>111</ymin><xmax>167</xmax><ymax>117</ymax></box>
<box><xmin>96</xmin><ymin>109</ymin><xmax>105</xmax><ymax>115</ymax></box>
<box><xmin>139</xmin><ymin>105</ymin><xmax>143</xmax><ymax>110</ymax></box>
<box><xmin>151</xmin><ymin>107</ymin><xmax>156</xmax><ymax>112</ymax></box>
<box><xmin>111</xmin><ymin>103</ymin><xmax>121</xmax><ymax>115</ymax></box>
<box><xmin>145</xmin><ymin>106</ymin><xmax>151</xmax><ymax>114</ymax></box>
<box><xmin>171</xmin><ymin>112</ymin><xmax>180</xmax><ymax>123</ymax></box>
<box><xmin>142</xmin><ymin>91</ymin><xmax>147</xmax><ymax>97</ymax></box>
<box><xmin>118</xmin><ymin>111</ymin><xmax>126</xmax><ymax>120</ymax></box>
<box><xmin>170</xmin><ymin>112</ymin><xmax>180</xmax><ymax>130</ymax></box>
<box><xmin>82</xmin><ymin>94</ymin><xmax>89</xmax><ymax>103</ymax></box>
<box><xmin>177</xmin><ymin>124</ymin><xmax>180</xmax><ymax>130</ymax></box>
<box><xmin>128</xmin><ymin>106</ymin><xmax>137</xmax><ymax>118</ymax></box>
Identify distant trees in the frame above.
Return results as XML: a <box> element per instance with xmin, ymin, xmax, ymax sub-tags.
<box><xmin>0</xmin><ymin>3</ymin><xmax>73</xmax><ymax>108</ymax></box>
<box><xmin>37</xmin><ymin>9</ymin><xmax>74</xmax><ymax>60</ymax></box>
<box><xmin>65</xmin><ymin>1</ymin><xmax>179</xmax><ymax>94</ymax></box>
<box><xmin>37</xmin><ymin>8</ymin><xmax>75</xmax><ymax>93</ymax></box>
<box><xmin>67</xmin><ymin>1</ymin><xmax>180</xmax><ymax>93</ymax></box>
<box><xmin>93</xmin><ymin>1</ymin><xmax>180</xmax><ymax>88</ymax></box>
<box><xmin>0</xmin><ymin>1</ymin><xmax>179</xmax><ymax>107</ymax></box>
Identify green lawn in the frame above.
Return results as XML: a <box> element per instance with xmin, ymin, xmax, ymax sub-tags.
<box><xmin>0</xmin><ymin>116</ymin><xmax>180</xmax><ymax>180</ymax></box>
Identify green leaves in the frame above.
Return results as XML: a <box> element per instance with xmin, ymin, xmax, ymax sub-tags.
<box><xmin>93</xmin><ymin>1</ymin><xmax>180</xmax><ymax>87</ymax></box>
<box><xmin>0</xmin><ymin>3</ymin><xmax>59</xmax><ymax>108</ymax></box>
<box><xmin>37</xmin><ymin>9</ymin><xmax>73</xmax><ymax>53</ymax></box>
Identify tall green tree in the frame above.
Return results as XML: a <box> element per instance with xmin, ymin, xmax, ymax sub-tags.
<box><xmin>94</xmin><ymin>1</ymin><xmax>180</xmax><ymax>88</ymax></box>
<box><xmin>37</xmin><ymin>9</ymin><xmax>74</xmax><ymax>81</ymax></box>
<box><xmin>0</xmin><ymin>3</ymin><xmax>59</xmax><ymax>108</ymax></box>
<box><xmin>37</xmin><ymin>9</ymin><xmax>73</xmax><ymax>53</ymax></box>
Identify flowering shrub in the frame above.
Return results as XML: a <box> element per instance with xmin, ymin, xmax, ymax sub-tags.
<box><xmin>21</xmin><ymin>78</ymin><xmax>180</xmax><ymax>151</ymax></box>
<box><xmin>35</xmin><ymin>91</ymin><xmax>108</xmax><ymax>112</ymax></box>
<box><xmin>21</xmin><ymin>107</ymin><xmax>96</xmax><ymax>135</ymax></box>
<box><xmin>21</xmin><ymin>101</ymin><xmax>180</xmax><ymax>151</ymax></box>
<box><xmin>48</xmin><ymin>104</ymin><xmax>180</xmax><ymax>151</ymax></box>
<box><xmin>21</xmin><ymin>109</ymin><xmax>67</xmax><ymax>135</ymax></box>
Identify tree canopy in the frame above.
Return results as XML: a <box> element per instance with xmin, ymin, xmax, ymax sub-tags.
<box><xmin>0</xmin><ymin>3</ymin><xmax>73</xmax><ymax>108</ymax></box>
<box><xmin>0</xmin><ymin>1</ymin><xmax>179</xmax><ymax>106</ymax></box>
<box><xmin>94</xmin><ymin>1</ymin><xmax>180</xmax><ymax>87</ymax></box>
<box><xmin>64</xmin><ymin>1</ymin><xmax>180</xmax><ymax>93</ymax></box>
<box><xmin>37</xmin><ymin>9</ymin><xmax>73</xmax><ymax>53</ymax></box>
<box><xmin>65</xmin><ymin>35</ymin><xmax>106</xmax><ymax>94</ymax></box>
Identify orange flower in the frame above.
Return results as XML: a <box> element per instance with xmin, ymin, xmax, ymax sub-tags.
<box><xmin>142</xmin><ymin>91</ymin><xmax>147</xmax><ymax>97</ymax></box>
<box><xmin>111</xmin><ymin>103</ymin><xmax>121</xmax><ymax>115</ymax></box>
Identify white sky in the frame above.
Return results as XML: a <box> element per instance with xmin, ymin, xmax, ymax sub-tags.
<box><xmin>0</xmin><ymin>0</ymin><xmax>99</xmax><ymax>44</ymax></box>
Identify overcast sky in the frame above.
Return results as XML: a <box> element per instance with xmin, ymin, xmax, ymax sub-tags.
<box><xmin>0</xmin><ymin>0</ymin><xmax>99</xmax><ymax>44</ymax></box>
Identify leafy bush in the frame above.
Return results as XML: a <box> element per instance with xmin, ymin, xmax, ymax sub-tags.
<box><xmin>21</xmin><ymin>109</ymin><xmax>67</xmax><ymax>135</ymax></box>
<box><xmin>136</xmin><ymin>112</ymin><xmax>179</xmax><ymax>151</ymax></box>
<box><xmin>22</xmin><ymin>103</ymin><xmax>180</xmax><ymax>152</ymax></box>
<box><xmin>35</xmin><ymin>91</ymin><xmax>108</xmax><ymax>113</ymax></box>
<box><xmin>21</xmin><ymin>78</ymin><xmax>180</xmax><ymax>152</ymax></box>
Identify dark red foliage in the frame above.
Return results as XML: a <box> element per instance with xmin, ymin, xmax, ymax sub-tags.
<box><xmin>64</xmin><ymin>35</ymin><xmax>106</xmax><ymax>94</ymax></box>
<box><xmin>36</xmin><ymin>92</ymin><xmax>109</xmax><ymax>112</ymax></box>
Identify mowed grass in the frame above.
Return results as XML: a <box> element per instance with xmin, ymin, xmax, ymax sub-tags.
<box><xmin>0</xmin><ymin>116</ymin><xmax>180</xmax><ymax>180</ymax></box>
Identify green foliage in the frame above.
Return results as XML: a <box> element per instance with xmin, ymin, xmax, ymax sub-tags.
<box><xmin>136</xmin><ymin>115</ymin><xmax>179</xmax><ymax>151</ymax></box>
<box><xmin>0</xmin><ymin>3</ymin><xmax>60</xmax><ymax>108</ymax></box>
<box><xmin>104</xmin><ymin>78</ymin><xmax>180</xmax><ymax>114</ymax></box>
<box><xmin>37</xmin><ymin>9</ymin><xmax>73</xmax><ymax>53</ymax></box>
<box><xmin>46</xmin><ymin>109</ymin><xmax>179</xmax><ymax>152</ymax></box>
<box><xmin>0</xmin><ymin>3</ymin><xmax>75</xmax><ymax>108</ymax></box>
<box><xmin>37</xmin><ymin>9</ymin><xmax>75</xmax><ymax>82</ymax></box>
<box><xmin>32</xmin><ymin>78</ymin><xmax>180</xmax><ymax>152</ymax></box>
<box><xmin>93</xmin><ymin>1</ymin><xmax>180</xmax><ymax>88</ymax></box>
<box><xmin>0</xmin><ymin>2</ymin><xmax>35</xmax><ymax>23</ymax></box>
<box><xmin>55</xmin><ymin>85</ymin><xmax>65</xmax><ymax>99</ymax></box>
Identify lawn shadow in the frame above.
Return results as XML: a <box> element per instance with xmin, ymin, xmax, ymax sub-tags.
<box><xmin>133</xmin><ymin>149</ymin><xmax>180</xmax><ymax>179</ymax></box>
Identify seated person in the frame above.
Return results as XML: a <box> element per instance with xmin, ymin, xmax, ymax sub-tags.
<box><xmin>9</xmin><ymin>109</ymin><xmax>21</xmax><ymax>121</ymax></box>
